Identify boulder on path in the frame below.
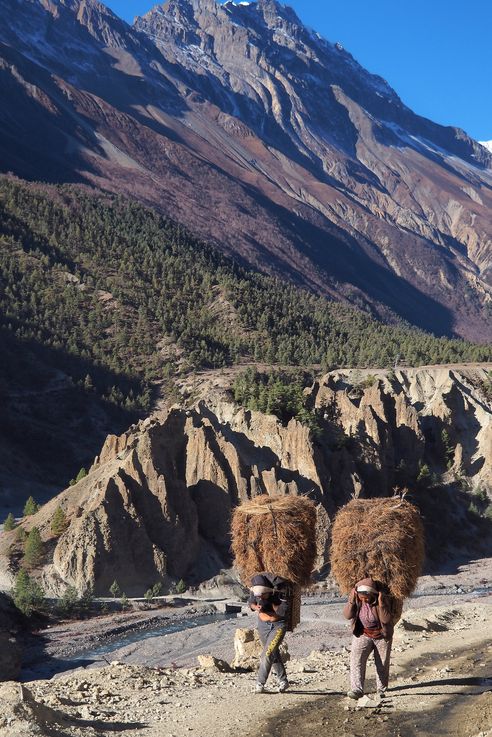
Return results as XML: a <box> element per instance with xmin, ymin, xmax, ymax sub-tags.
<box><xmin>231</xmin><ymin>628</ymin><xmax>290</xmax><ymax>671</ymax></box>
<box><xmin>356</xmin><ymin>694</ymin><xmax>382</xmax><ymax>708</ymax></box>
<box><xmin>197</xmin><ymin>655</ymin><xmax>233</xmax><ymax>673</ymax></box>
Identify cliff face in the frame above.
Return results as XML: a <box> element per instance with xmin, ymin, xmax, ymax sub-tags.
<box><xmin>2</xmin><ymin>365</ymin><xmax>490</xmax><ymax>596</ymax></box>
<box><xmin>0</xmin><ymin>0</ymin><xmax>491</xmax><ymax>338</ymax></box>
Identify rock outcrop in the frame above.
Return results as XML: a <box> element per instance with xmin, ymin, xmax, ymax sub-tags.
<box><xmin>1</xmin><ymin>365</ymin><xmax>490</xmax><ymax>595</ymax></box>
<box><xmin>0</xmin><ymin>681</ymin><xmax>69</xmax><ymax>736</ymax></box>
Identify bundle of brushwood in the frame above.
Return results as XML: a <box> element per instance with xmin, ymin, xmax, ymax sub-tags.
<box><xmin>231</xmin><ymin>495</ymin><xmax>317</xmax><ymax>630</ymax></box>
<box><xmin>330</xmin><ymin>497</ymin><xmax>425</xmax><ymax>601</ymax></box>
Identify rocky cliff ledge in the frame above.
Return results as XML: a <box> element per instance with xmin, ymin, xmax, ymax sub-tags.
<box><xmin>1</xmin><ymin>366</ymin><xmax>490</xmax><ymax>596</ymax></box>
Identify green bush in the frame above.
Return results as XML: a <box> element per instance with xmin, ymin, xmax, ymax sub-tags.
<box><xmin>417</xmin><ymin>462</ymin><xmax>431</xmax><ymax>484</ymax></box>
<box><xmin>175</xmin><ymin>579</ymin><xmax>187</xmax><ymax>594</ymax></box>
<box><xmin>441</xmin><ymin>429</ymin><xmax>454</xmax><ymax>469</ymax></box>
<box><xmin>70</xmin><ymin>468</ymin><xmax>87</xmax><ymax>486</ymax></box>
<box><xmin>474</xmin><ymin>487</ymin><xmax>489</xmax><ymax>505</ymax></box>
<box><xmin>358</xmin><ymin>374</ymin><xmax>378</xmax><ymax>389</ymax></box>
<box><xmin>79</xmin><ymin>586</ymin><xmax>94</xmax><ymax>612</ymax></box>
<box><xmin>468</xmin><ymin>502</ymin><xmax>481</xmax><ymax>519</ymax></box>
<box><xmin>484</xmin><ymin>507</ymin><xmax>492</xmax><ymax>522</ymax></box>
<box><xmin>12</xmin><ymin>569</ymin><xmax>45</xmax><ymax>616</ymax></box>
<box><xmin>151</xmin><ymin>582</ymin><xmax>162</xmax><ymax>598</ymax></box>
<box><xmin>59</xmin><ymin>585</ymin><xmax>79</xmax><ymax>616</ymax></box>
<box><xmin>144</xmin><ymin>582</ymin><xmax>162</xmax><ymax>602</ymax></box>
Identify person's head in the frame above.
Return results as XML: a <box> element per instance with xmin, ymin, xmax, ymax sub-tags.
<box><xmin>357</xmin><ymin>589</ymin><xmax>376</xmax><ymax>604</ymax></box>
<box><xmin>355</xmin><ymin>577</ymin><xmax>378</xmax><ymax>604</ymax></box>
<box><xmin>251</xmin><ymin>574</ymin><xmax>274</xmax><ymax>598</ymax></box>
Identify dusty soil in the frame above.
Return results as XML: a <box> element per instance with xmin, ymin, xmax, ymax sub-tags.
<box><xmin>2</xmin><ymin>558</ymin><xmax>491</xmax><ymax>737</ymax></box>
<box><xmin>3</xmin><ymin>596</ymin><xmax>491</xmax><ymax>737</ymax></box>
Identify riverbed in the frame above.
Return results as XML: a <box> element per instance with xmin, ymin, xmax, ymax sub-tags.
<box><xmin>20</xmin><ymin>554</ymin><xmax>492</xmax><ymax>684</ymax></box>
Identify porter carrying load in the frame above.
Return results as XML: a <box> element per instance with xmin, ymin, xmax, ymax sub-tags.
<box><xmin>231</xmin><ymin>494</ymin><xmax>317</xmax><ymax>630</ymax></box>
<box><xmin>331</xmin><ymin>496</ymin><xmax>425</xmax><ymax>700</ymax></box>
<box><xmin>330</xmin><ymin>496</ymin><xmax>425</xmax><ymax>602</ymax></box>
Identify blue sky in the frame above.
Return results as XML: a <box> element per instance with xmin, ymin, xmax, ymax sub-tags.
<box><xmin>105</xmin><ymin>0</ymin><xmax>491</xmax><ymax>141</ymax></box>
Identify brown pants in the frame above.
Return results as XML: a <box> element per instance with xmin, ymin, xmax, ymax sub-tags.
<box><xmin>350</xmin><ymin>634</ymin><xmax>392</xmax><ymax>693</ymax></box>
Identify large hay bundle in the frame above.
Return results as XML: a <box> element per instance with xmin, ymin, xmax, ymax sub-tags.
<box><xmin>330</xmin><ymin>497</ymin><xmax>424</xmax><ymax>600</ymax></box>
<box><xmin>231</xmin><ymin>495</ymin><xmax>317</xmax><ymax>588</ymax></box>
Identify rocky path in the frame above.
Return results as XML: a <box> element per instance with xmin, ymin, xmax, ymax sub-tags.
<box><xmin>2</xmin><ymin>593</ymin><xmax>491</xmax><ymax>737</ymax></box>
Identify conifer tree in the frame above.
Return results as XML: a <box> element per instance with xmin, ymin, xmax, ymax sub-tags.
<box><xmin>12</xmin><ymin>569</ymin><xmax>44</xmax><ymax>615</ymax></box>
<box><xmin>51</xmin><ymin>506</ymin><xmax>68</xmax><ymax>536</ymax></box>
<box><xmin>24</xmin><ymin>527</ymin><xmax>44</xmax><ymax>567</ymax></box>
<box><xmin>109</xmin><ymin>580</ymin><xmax>121</xmax><ymax>598</ymax></box>
<box><xmin>3</xmin><ymin>512</ymin><xmax>16</xmax><ymax>531</ymax></box>
<box><xmin>23</xmin><ymin>496</ymin><xmax>39</xmax><ymax>517</ymax></box>
<box><xmin>75</xmin><ymin>468</ymin><xmax>87</xmax><ymax>483</ymax></box>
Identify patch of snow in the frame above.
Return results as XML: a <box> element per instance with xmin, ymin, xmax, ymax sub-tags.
<box><xmin>479</xmin><ymin>140</ymin><xmax>492</xmax><ymax>153</ymax></box>
<box><xmin>383</xmin><ymin>121</ymin><xmax>492</xmax><ymax>181</ymax></box>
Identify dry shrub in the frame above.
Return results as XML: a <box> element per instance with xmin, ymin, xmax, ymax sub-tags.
<box><xmin>231</xmin><ymin>495</ymin><xmax>317</xmax><ymax>588</ymax></box>
<box><xmin>330</xmin><ymin>497</ymin><xmax>425</xmax><ymax>600</ymax></box>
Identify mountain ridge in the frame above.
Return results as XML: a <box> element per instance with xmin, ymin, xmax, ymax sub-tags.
<box><xmin>0</xmin><ymin>0</ymin><xmax>491</xmax><ymax>340</ymax></box>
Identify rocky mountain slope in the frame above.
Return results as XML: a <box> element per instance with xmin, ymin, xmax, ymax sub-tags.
<box><xmin>4</xmin><ymin>176</ymin><xmax>490</xmax><ymax>509</ymax></box>
<box><xmin>0</xmin><ymin>0</ymin><xmax>491</xmax><ymax>339</ymax></box>
<box><xmin>2</xmin><ymin>365</ymin><xmax>490</xmax><ymax>596</ymax></box>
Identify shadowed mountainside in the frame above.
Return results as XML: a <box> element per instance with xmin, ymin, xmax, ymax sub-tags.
<box><xmin>1</xmin><ymin>176</ymin><xmax>491</xmax><ymax>509</ymax></box>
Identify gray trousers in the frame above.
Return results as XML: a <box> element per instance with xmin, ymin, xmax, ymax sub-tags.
<box><xmin>350</xmin><ymin>634</ymin><xmax>392</xmax><ymax>693</ymax></box>
<box><xmin>257</xmin><ymin>619</ymin><xmax>287</xmax><ymax>686</ymax></box>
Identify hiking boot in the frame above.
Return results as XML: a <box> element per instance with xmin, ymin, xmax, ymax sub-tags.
<box><xmin>254</xmin><ymin>683</ymin><xmax>265</xmax><ymax>694</ymax></box>
<box><xmin>377</xmin><ymin>688</ymin><xmax>387</xmax><ymax>697</ymax></box>
<box><xmin>277</xmin><ymin>680</ymin><xmax>289</xmax><ymax>693</ymax></box>
<box><xmin>347</xmin><ymin>689</ymin><xmax>363</xmax><ymax>700</ymax></box>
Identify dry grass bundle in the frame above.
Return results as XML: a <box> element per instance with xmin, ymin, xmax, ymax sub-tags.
<box><xmin>330</xmin><ymin>497</ymin><xmax>425</xmax><ymax>600</ymax></box>
<box><xmin>231</xmin><ymin>495</ymin><xmax>317</xmax><ymax>588</ymax></box>
<box><xmin>290</xmin><ymin>586</ymin><xmax>302</xmax><ymax>630</ymax></box>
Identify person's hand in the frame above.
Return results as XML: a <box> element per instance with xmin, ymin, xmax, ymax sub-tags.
<box><xmin>349</xmin><ymin>588</ymin><xmax>357</xmax><ymax>605</ymax></box>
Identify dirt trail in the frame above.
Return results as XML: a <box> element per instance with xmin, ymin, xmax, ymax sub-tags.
<box><xmin>3</xmin><ymin>596</ymin><xmax>490</xmax><ymax>737</ymax></box>
<box><xmin>256</xmin><ymin>624</ymin><xmax>492</xmax><ymax>737</ymax></box>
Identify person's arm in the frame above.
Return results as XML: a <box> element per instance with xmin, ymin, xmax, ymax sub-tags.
<box><xmin>272</xmin><ymin>592</ymin><xmax>289</xmax><ymax>619</ymax></box>
<box><xmin>258</xmin><ymin>611</ymin><xmax>281</xmax><ymax>622</ymax></box>
<box><xmin>376</xmin><ymin>591</ymin><xmax>392</xmax><ymax>624</ymax></box>
<box><xmin>248</xmin><ymin>594</ymin><xmax>261</xmax><ymax>612</ymax></box>
<box><xmin>343</xmin><ymin>588</ymin><xmax>358</xmax><ymax>620</ymax></box>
